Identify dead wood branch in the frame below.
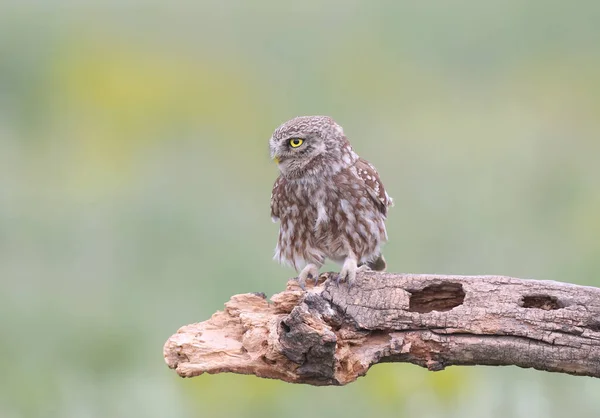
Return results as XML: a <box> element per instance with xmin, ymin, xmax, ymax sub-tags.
<box><xmin>163</xmin><ymin>272</ymin><xmax>600</xmax><ymax>385</ymax></box>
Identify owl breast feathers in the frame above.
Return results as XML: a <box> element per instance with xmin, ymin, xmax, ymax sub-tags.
<box><xmin>269</xmin><ymin>116</ymin><xmax>393</xmax><ymax>287</ymax></box>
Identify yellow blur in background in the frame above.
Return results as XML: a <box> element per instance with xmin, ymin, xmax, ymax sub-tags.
<box><xmin>1</xmin><ymin>1</ymin><xmax>600</xmax><ymax>417</ymax></box>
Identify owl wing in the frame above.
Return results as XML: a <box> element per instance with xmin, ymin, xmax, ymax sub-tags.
<box><xmin>270</xmin><ymin>175</ymin><xmax>287</xmax><ymax>222</ymax></box>
<box><xmin>354</xmin><ymin>158</ymin><xmax>393</xmax><ymax>217</ymax></box>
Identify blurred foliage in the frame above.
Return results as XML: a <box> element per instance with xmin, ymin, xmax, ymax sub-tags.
<box><xmin>1</xmin><ymin>1</ymin><xmax>600</xmax><ymax>417</ymax></box>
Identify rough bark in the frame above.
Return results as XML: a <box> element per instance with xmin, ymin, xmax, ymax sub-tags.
<box><xmin>163</xmin><ymin>272</ymin><xmax>600</xmax><ymax>385</ymax></box>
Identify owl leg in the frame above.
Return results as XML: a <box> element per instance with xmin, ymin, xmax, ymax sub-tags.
<box><xmin>297</xmin><ymin>263</ymin><xmax>320</xmax><ymax>290</ymax></box>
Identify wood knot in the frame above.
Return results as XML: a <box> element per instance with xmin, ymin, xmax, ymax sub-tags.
<box><xmin>408</xmin><ymin>283</ymin><xmax>465</xmax><ymax>313</ymax></box>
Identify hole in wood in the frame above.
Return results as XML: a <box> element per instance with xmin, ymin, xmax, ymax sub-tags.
<box><xmin>280</xmin><ymin>321</ymin><xmax>291</xmax><ymax>333</ymax></box>
<box><xmin>261</xmin><ymin>355</ymin><xmax>277</xmax><ymax>365</ymax></box>
<box><xmin>587</xmin><ymin>320</ymin><xmax>600</xmax><ymax>332</ymax></box>
<box><xmin>521</xmin><ymin>295</ymin><xmax>561</xmax><ymax>310</ymax></box>
<box><xmin>408</xmin><ymin>283</ymin><xmax>465</xmax><ymax>313</ymax></box>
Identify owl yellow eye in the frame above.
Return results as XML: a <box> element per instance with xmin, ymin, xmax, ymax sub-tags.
<box><xmin>289</xmin><ymin>138</ymin><xmax>304</xmax><ymax>148</ymax></box>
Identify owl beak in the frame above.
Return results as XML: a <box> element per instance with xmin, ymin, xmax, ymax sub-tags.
<box><xmin>273</xmin><ymin>156</ymin><xmax>280</xmax><ymax>164</ymax></box>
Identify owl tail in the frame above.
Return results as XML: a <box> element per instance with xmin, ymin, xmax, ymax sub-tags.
<box><xmin>363</xmin><ymin>254</ymin><xmax>387</xmax><ymax>272</ymax></box>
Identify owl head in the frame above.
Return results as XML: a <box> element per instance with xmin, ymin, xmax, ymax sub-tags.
<box><xmin>269</xmin><ymin>116</ymin><xmax>356</xmax><ymax>179</ymax></box>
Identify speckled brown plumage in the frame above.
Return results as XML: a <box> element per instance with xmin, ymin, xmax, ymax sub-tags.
<box><xmin>269</xmin><ymin>116</ymin><xmax>393</xmax><ymax>287</ymax></box>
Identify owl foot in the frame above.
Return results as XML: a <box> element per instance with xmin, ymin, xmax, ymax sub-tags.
<box><xmin>357</xmin><ymin>264</ymin><xmax>371</xmax><ymax>273</ymax></box>
<box><xmin>335</xmin><ymin>259</ymin><xmax>372</xmax><ymax>286</ymax></box>
<box><xmin>335</xmin><ymin>257</ymin><xmax>358</xmax><ymax>286</ymax></box>
<box><xmin>297</xmin><ymin>263</ymin><xmax>320</xmax><ymax>290</ymax></box>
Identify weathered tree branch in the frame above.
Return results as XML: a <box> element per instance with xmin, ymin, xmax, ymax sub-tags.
<box><xmin>163</xmin><ymin>272</ymin><xmax>600</xmax><ymax>385</ymax></box>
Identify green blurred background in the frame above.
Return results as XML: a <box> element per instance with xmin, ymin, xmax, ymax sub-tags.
<box><xmin>1</xmin><ymin>1</ymin><xmax>600</xmax><ymax>417</ymax></box>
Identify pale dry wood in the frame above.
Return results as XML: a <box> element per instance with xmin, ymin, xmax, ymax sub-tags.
<box><xmin>163</xmin><ymin>272</ymin><xmax>600</xmax><ymax>385</ymax></box>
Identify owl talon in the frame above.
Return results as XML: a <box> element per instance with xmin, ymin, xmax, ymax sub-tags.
<box><xmin>333</xmin><ymin>273</ymin><xmax>342</xmax><ymax>286</ymax></box>
<box><xmin>298</xmin><ymin>263</ymin><xmax>320</xmax><ymax>290</ymax></box>
<box><xmin>295</xmin><ymin>277</ymin><xmax>307</xmax><ymax>290</ymax></box>
<box><xmin>336</xmin><ymin>257</ymin><xmax>358</xmax><ymax>286</ymax></box>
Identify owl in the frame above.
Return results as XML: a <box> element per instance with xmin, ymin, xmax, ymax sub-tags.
<box><xmin>269</xmin><ymin>116</ymin><xmax>393</xmax><ymax>288</ymax></box>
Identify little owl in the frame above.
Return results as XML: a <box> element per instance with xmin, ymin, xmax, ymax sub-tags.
<box><xmin>269</xmin><ymin>116</ymin><xmax>393</xmax><ymax>287</ymax></box>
